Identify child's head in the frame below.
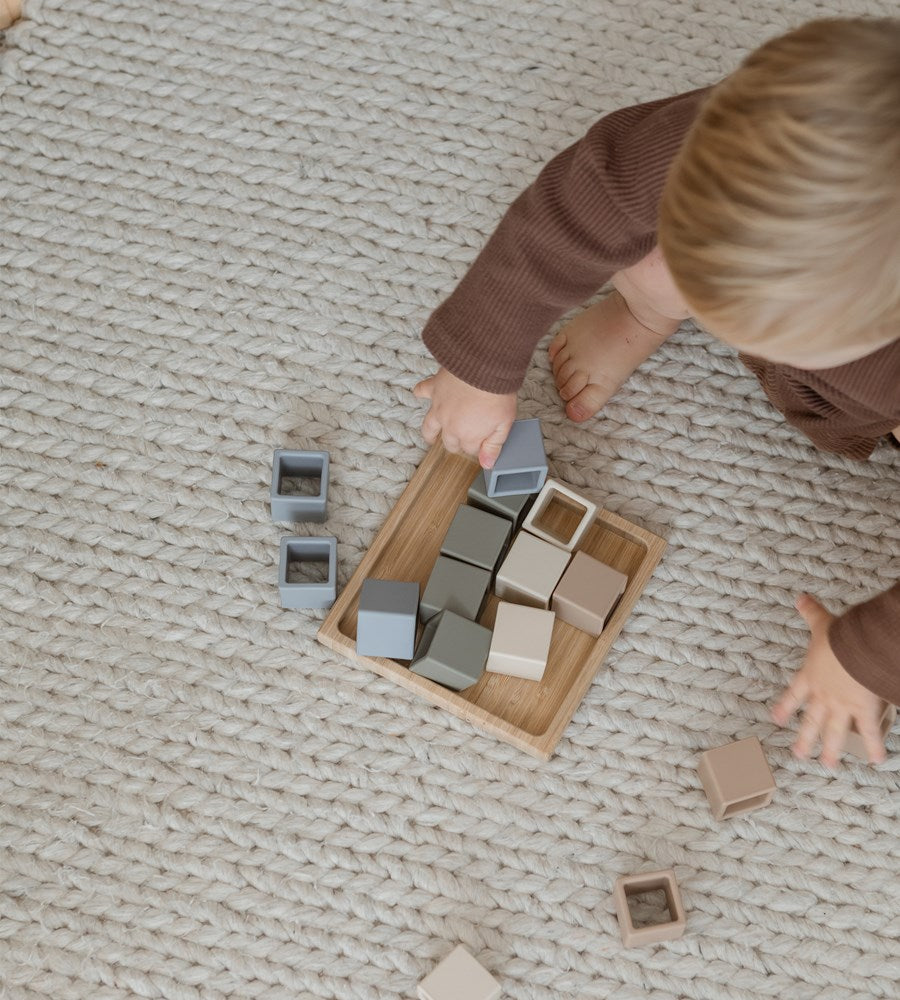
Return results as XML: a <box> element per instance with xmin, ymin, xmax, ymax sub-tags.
<box><xmin>658</xmin><ymin>17</ymin><xmax>900</xmax><ymax>369</ymax></box>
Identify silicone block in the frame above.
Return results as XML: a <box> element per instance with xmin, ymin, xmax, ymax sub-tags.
<box><xmin>440</xmin><ymin>504</ymin><xmax>512</xmax><ymax>575</ymax></box>
<box><xmin>486</xmin><ymin>602</ymin><xmax>555</xmax><ymax>681</ymax></box>
<box><xmin>614</xmin><ymin>869</ymin><xmax>686</xmax><ymax>947</ymax></box>
<box><xmin>551</xmin><ymin>551</ymin><xmax>628</xmax><ymax>635</ymax></box>
<box><xmin>420</xmin><ymin>555</ymin><xmax>491</xmax><ymax>623</ymax></box>
<box><xmin>410</xmin><ymin>610</ymin><xmax>491</xmax><ymax>691</ymax></box>
<box><xmin>278</xmin><ymin>536</ymin><xmax>337</xmax><ymax>610</ymax></box>
<box><xmin>486</xmin><ymin>418</ymin><xmax>548</xmax><ymax>498</ymax></box>
<box><xmin>495</xmin><ymin>531</ymin><xmax>571</xmax><ymax>609</ymax></box>
<box><xmin>356</xmin><ymin>579</ymin><xmax>419</xmax><ymax>659</ymax></box>
<box><xmin>468</xmin><ymin>469</ymin><xmax>535</xmax><ymax>530</ymax></box>
<box><xmin>698</xmin><ymin>737</ymin><xmax>775</xmax><ymax>820</ymax></box>
<box><xmin>270</xmin><ymin>449</ymin><xmax>329</xmax><ymax>522</ymax></box>
<box><xmin>418</xmin><ymin>944</ymin><xmax>501</xmax><ymax>1000</ymax></box>
<box><xmin>523</xmin><ymin>478</ymin><xmax>597</xmax><ymax>552</ymax></box>
<box><xmin>843</xmin><ymin>702</ymin><xmax>896</xmax><ymax>761</ymax></box>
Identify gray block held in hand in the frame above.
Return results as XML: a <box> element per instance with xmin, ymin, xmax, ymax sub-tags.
<box><xmin>485</xmin><ymin>418</ymin><xmax>547</xmax><ymax>498</ymax></box>
<box><xmin>356</xmin><ymin>578</ymin><xmax>420</xmax><ymax>659</ymax></box>
<box><xmin>420</xmin><ymin>555</ymin><xmax>491</xmax><ymax>623</ymax></box>
<box><xmin>468</xmin><ymin>469</ymin><xmax>536</xmax><ymax>530</ymax></box>
<box><xmin>440</xmin><ymin>504</ymin><xmax>512</xmax><ymax>575</ymax></box>
<box><xmin>410</xmin><ymin>609</ymin><xmax>492</xmax><ymax>691</ymax></box>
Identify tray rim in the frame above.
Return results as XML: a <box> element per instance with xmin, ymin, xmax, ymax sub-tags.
<box><xmin>317</xmin><ymin>443</ymin><xmax>666</xmax><ymax>759</ymax></box>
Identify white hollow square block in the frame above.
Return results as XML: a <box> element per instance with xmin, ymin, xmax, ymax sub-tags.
<box><xmin>522</xmin><ymin>478</ymin><xmax>597</xmax><ymax>552</ymax></box>
<box><xmin>487</xmin><ymin>602</ymin><xmax>555</xmax><ymax>681</ymax></box>
<box><xmin>494</xmin><ymin>531</ymin><xmax>571</xmax><ymax>609</ymax></box>
<box><xmin>418</xmin><ymin>944</ymin><xmax>501</xmax><ymax>1000</ymax></box>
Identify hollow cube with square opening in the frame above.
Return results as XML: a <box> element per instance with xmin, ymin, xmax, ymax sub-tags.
<box><xmin>420</xmin><ymin>554</ymin><xmax>491</xmax><ymax>624</ymax></box>
<box><xmin>356</xmin><ymin>578</ymin><xmax>419</xmax><ymax>659</ymax></box>
<box><xmin>614</xmin><ymin>869</ymin><xmax>686</xmax><ymax>947</ymax></box>
<box><xmin>494</xmin><ymin>530</ymin><xmax>571</xmax><ymax>609</ymax></box>
<box><xmin>468</xmin><ymin>469</ymin><xmax>536</xmax><ymax>530</ymax></box>
<box><xmin>440</xmin><ymin>504</ymin><xmax>512</xmax><ymax>575</ymax></box>
<box><xmin>417</xmin><ymin>944</ymin><xmax>501</xmax><ymax>1000</ymax></box>
<box><xmin>485</xmin><ymin>418</ymin><xmax>547</xmax><ymax>498</ymax></box>
<box><xmin>278</xmin><ymin>536</ymin><xmax>337</xmax><ymax>609</ymax></box>
<box><xmin>522</xmin><ymin>478</ymin><xmax>597</xmax><ymax>552</ymax></box>
<box><xmin>843</xmin><ymin>701</ymin><xmax>896</xmax><ymax>761</ymax></box>
<box><xmin>698</xmin><ymin>736</ymin><xmax>775</xmax><ymax>820</ymax></box>
<box><xmin>410</xmin><ymin>609</ymin><xmax>491</xmax><ymax>691</ymax></box>
<box><xmin>551</xmin><ymin>551</ymin><xmax>627</xmax><ymax>635</ymax></box>
<box><xmin>270</xmin><ymin>449</ymin><xmax>329</xmax><ymax>522</ymax></box>
<box><xmin>486</xmin><ymin>602</ymin><xmax>555</xmax><ymax>681</ymax></box>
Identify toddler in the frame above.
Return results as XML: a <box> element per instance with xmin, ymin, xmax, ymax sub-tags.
<box><xmin>413</xmin><ymin>18</ymin><xmax>900</xmax><ymax>767</ymax></box>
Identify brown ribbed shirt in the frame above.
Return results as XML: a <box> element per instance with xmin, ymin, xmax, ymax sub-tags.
<box><xmin>422</xmin><ymin>88</ymin><xmax>900</xmax><ymax>705</ymax></box>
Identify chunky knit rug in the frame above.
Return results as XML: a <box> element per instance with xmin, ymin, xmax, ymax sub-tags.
<box><xmin>1</xmin><ymin>2</ymin><xmax>898</xmax><ymax>998</ymax></box>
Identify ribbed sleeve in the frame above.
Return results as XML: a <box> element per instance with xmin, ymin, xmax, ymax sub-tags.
<box><xmin>829</xmin><ymin>583</ymin><xmax>900</xmax><ymax>706</ymax></box>
<box><xmin>421</xmin><ymin>88</ymin><xmax>710</xmax><ymax>394</ymax></box>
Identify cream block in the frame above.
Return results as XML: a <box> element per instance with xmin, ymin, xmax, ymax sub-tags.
<box><xmin>418</xmin><ymin>945</ymin><xmax>501</xmax><ymax>1000</ymax></box>
<box><xmin>494</xmin><ymin>531</ymin><xmax>571</xmax><ymax>609</ymax></box>
<box><xmin>522</xmin><ymin>478</ymin><xmax>597</xmax><ymax>552</ymax></box>
<box><xmin>487</xmin><ymin>602</ymin><xmax>555</xmax><ymax>681</ymax></box>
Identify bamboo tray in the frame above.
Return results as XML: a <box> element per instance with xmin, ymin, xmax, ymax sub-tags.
<box><xmin>317</xmin><ymin>443</ymin><xmax>666</xmax><ymax>759</ymax></box>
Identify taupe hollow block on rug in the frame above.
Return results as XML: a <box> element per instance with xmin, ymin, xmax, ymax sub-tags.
<box><xmin>551</xmin><ymin>550</ymin><xmax>628</xmax><ymax>635</ymax></box>
<box><xmin>614</xmin><ymin>869</ymin><xmax>687</xmax><ymax>947</ymax></box>
<box><xmin>494</xmin><ymin>530</ymin><xmax>571</xmax><ymax>609</ymax></box>
<box><xmin>697</xmin><ymin>736</ymin><xmax>776</xmax><ymax>820</ymax></box>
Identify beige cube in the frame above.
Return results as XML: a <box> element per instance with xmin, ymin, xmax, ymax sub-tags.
<box><xmin>487</xmin><ymin>602</ymin><xmax>555</xmax><ymax>680</ymax></box>
<box><xmin>418</xmin><ymin>945</ymin><xmax>500</xmax><ymax>1000</ymax></box>
<box><xmin>698</xmin><ymin>737</ymin><xmax>775</xmax><ymax>820</ymax></box>
<box><xmin>522</xmin><ymin>478</ymin><xmax>597</xmax><ymax>552</ymax></box>
<box><xmin>494</xmin><ymin>531</ymin><xmax>571</xmax><ymax>609</ymax></box>
<box><xmin>551</xmin><ymin>551</ymin><xmax>628</xmax><ymax>635</ymax></box>
<box><xmin>843</xmin><ymin>701</ymin><xmax>896</xmax><ymax>761</ymax></box>
<box><xmin>614</xmin><ymin>869</ymin><xmax>686</xmax><ymax>947</ymax></box>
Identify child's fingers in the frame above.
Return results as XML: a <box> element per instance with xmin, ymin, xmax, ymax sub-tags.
<box><xmin>793</xmin><ymin>701</ymin><xmax>826</xmax><ymax>759</ymax></box>
<box><xmin>795</xmin><ymin>592</ymin><xmax>832</xmax><ymax>633</ymax></box>
<box><xmin>421</xmin><ymin>411</ymin><xmax>441</xmax><ymax>445</ymax></box>
<box><xmin>412</xmin><ymin>377</ymin><xmax>434</xmax><ymax>400</ymax></box>
<box><xmin>819</xmin><ymin>712</ymin><xmax>850</xmax><ymax>769</ymax></box>
<box><xmin>478</xmin><ymin>423</ymin><xmax>513</xmax><ymax>470</ymax></box>
<box><xmin>442</xmin><ymin>433</ymin><xmax>462</xmax><ymax>454</ymax></box>
<box><xmin>855</xmin><ymin>716</ymin><xmax>888</xmax><ymax>765</ymax></box>
<box><xmin>771</xmin><ymin>675</ymin><xmax>809</xmax><ymax>725</ymax></box>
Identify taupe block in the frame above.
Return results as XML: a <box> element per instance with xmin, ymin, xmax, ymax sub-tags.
<box><xmin>486</xmin><ymin>602</ymin><xmax>555</xmax><ymax>681</ymax></box>
<box><xmin>843</xmin><ymin>701</ymin><xmax>896</xmax><ymax>761</ymax></box>
<box><xmin>494</xmin><ymin>531</ymin><xmax>571</xmax><ymax>609</ymax></box>
<box><xmin>522</xmin><ymin>478</ymin><xmax>597</xmax><ymax>552</ymax></box>
<box><xmin>418</xmin><ymin>944</ymin><xmax>501</xmax><ymax>1000</ymax></box>
<box><xmin>441</xmin><ymin>504</ymin><xmax>512</xmax><ymax>575</ymax></box>
<box><xmin>551</xmin><ymin>551</ymin><xmax>627</xmax><ymax>635</ymax></box>
<box><xmin>410</xmin><ymin>610</ymin><xmax>492</xmax><ymax>691</ymax></box>
<box><xmin>698</xmin><ymin>737</ymin><xmax>775</xmax><ymax>820</ymax></box>
<box><xmin>468</xmin><ymin>469</ymin><xmax>535</xmax><ymax>530</ymax></box>
<box><xmin>420</xmin><ymin>555</ymin><xmax>491</xmax><ymax>623</ymax></box>
<box><xmin>614</xmin><ymin>869</ymin><xmax>686</xmax><ymax>947</ymax></box>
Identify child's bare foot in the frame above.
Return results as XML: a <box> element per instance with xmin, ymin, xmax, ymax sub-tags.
<box><xmin>548</xmin><ymin>291</ymin><xmax>683</xmax><ymax>422</ymax></box>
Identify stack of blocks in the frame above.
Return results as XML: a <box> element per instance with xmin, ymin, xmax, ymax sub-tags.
<box><xmin>271</xmin><ymin>450</ymin><xmax>338</xmax><ymax>610</ymax></box>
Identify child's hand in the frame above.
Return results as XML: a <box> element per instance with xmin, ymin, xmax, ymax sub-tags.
<box><xmin>412</xmin><ymin>367</ymin><xmax>516</xmax><ymax>469</ymax></box>
<box><xmin>771</xmin><ymin>593</ymin><xmax>887</xmax><ymax>768</ymax></box>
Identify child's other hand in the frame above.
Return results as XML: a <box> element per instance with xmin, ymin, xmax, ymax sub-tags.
<box><xmin>412</xmin><ymin>367</ymin><xmax>516</xmax><ymax>469</ymax></box>
<box><xmin>771</xmin><ymin>593</ymin><xmax>887</xmax><ymax>768</ymax></box>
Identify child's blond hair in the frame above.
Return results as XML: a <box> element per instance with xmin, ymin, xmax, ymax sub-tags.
<box><xmin>659</xmin><ymin>18</ymin><xmax>900</xmax><ymax>365</ymax></box>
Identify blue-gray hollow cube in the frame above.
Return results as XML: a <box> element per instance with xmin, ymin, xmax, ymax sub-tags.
<box><xmin>356</xmin><ymin>578</ymin><xmax>420</xmax><ymax>660</ymax></box>
<box><xmin>486</xmin><ymin>418</ymin><xmax>547</xmax><ymax>498</ymax></box>
<box><xmin>410</xmin><ymin>609</ymin><xmax>492</xmax><ymax>691</ymax></box>
<box><xmin>420</xmin><ymin>554</ymin><xmax>491</xmax><ymax>623</ymax></box>
<box><xmin>440</xmin><ymin>504</ymin><xmax>512</xmax><ymax>575</ymax></box>
<box><xmin>468</xmin><ymin>469</ymin><xmax>536</xmax><ymax>530</ymax></box>
<box><xmin>271</xmin><ymin>450</ymin><xmax>329</xmax><ymax>522</ymax></box>
<box><xmin>278</xmin><ymin>536</ymin><xmax>337</xmax><ymax>609</ymax></box>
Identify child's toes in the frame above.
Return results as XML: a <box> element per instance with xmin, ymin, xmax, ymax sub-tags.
<box><xmin>566</xmin><ymin>385</ymin><xmax>607</xmax><ymax>422</ymax></box>
<box><xmin>558</xmin><ymin>369</ymin><xmax>587</xmax><ymax>402</ymax></box>
<box><xmin>548</xmin><ymin>330</ymin><xmax>568</xmax><ymax>363</ymax></box>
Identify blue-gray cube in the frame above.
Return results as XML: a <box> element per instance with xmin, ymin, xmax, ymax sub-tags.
<box><xmin>440</xmin><ymin>504</ymin><xmax>511</xmax><ymax>575</ymax></box>
<box><xmin>486</xmin><ymin>418</ymin><xmax>547</xmax><ymax>498</ymax></box>
<box><xmin>271</xmin><ymin>449</ymin><xmax>329</xmax><ymax>522</ymax></box>
<box><xmin>468</xmin><ymin>469</ymin><xmax>536</xmax><ymax>530</ymax></box>
<box><xmin>278</xmin><ymin>536</ymin><xmax>337</xmax><ymax>609</ymax></box>
<box><xmin>356</xmin><ymin>578</ymin><xmax>419</xmax><ymax>659</ymax></box>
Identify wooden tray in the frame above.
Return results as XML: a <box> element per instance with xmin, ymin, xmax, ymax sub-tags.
<box><xmin>317</xmin><ymin>443</ymin><xmax>666</xmax><ymax>759</ymax></box>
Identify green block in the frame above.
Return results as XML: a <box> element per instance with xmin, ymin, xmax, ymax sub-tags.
<box><xmin>420</xmin><ymin>555</ymin><xmax>491</xmax><ymax>623</ymax></box>
<box><xmin>440</xmin><ymin>504</ymin><xmax>512</xmax><ymax>575</ymax></box>
<box><xmin>410</xmin><ymin>610</ymin><xmax>492</xmax><ymax>691</ymax></box>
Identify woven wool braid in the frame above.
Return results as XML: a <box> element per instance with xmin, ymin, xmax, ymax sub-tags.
<box><xmin>1</xmin><ymin>1</ymin><xmax>898</xmax><ymax>998</ymax></box>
